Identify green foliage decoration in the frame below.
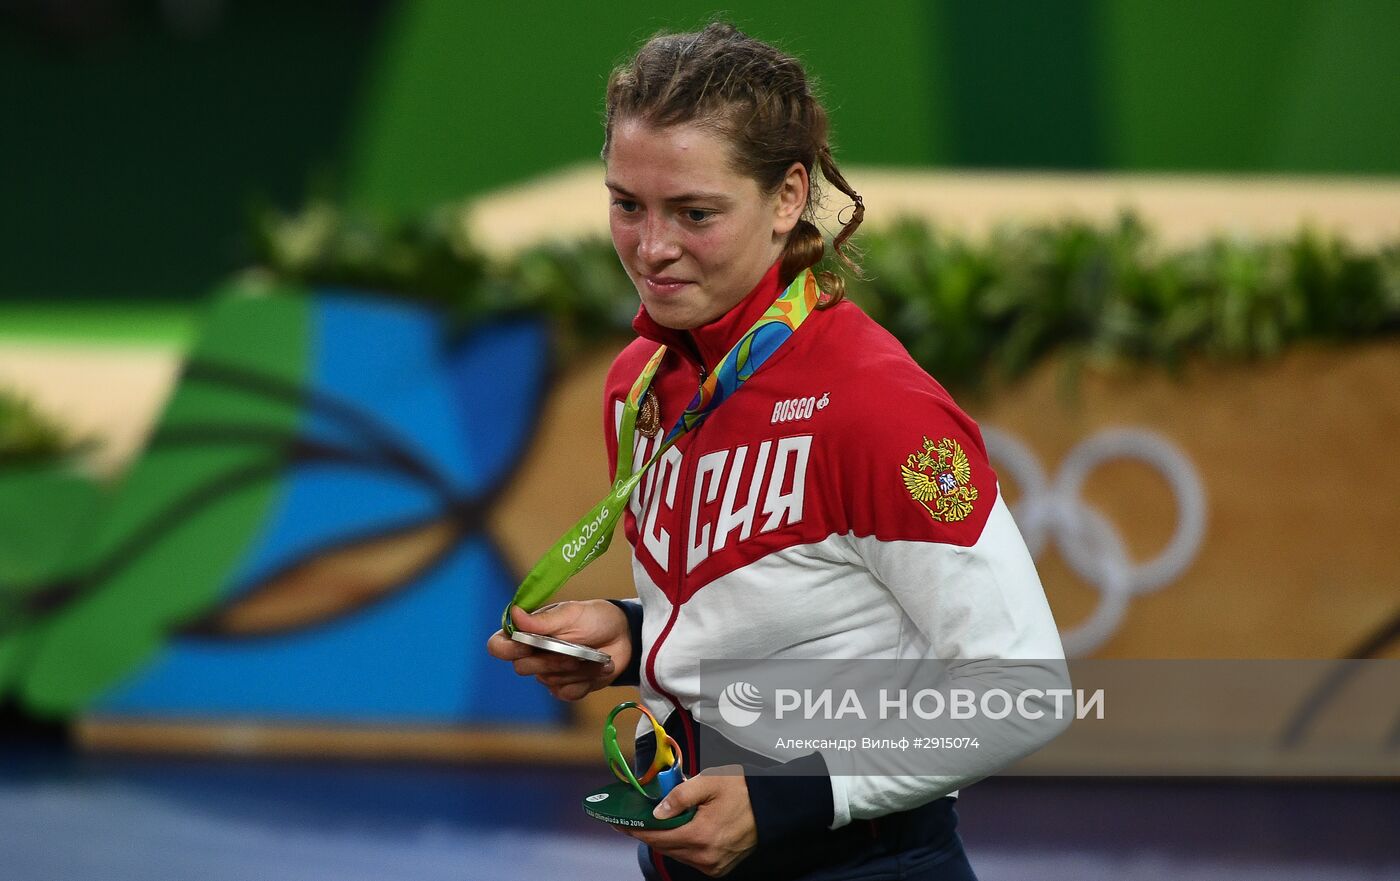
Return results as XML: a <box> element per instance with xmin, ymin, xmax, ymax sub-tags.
<box><xmin>0</xmin><ymin>393</ymin><xmax>102</xmax><ymax>659</ymax></box>
<box><xmin>0</xmin><ymin>391</ymin><xmax>89</xmax><ymax>470</ymax></box>
<box><xmin>249</xmin><ymin>203</ymin><xmax>1400</xmax><ymax>394</ymax></box>
<box><xmin>245</xmin><ymin>196</ymin><xmax>638</xmax><ymax>361</ymax></box>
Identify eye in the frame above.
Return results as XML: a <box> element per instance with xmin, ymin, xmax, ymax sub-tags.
<box><xmin>612</xmin><ymin>198</ymin><xmax>639</xmax><ymax>213</ymax></box>
<box><xmin>684</xmin><ymin>208</ymin><xmax>714</xmax><ymax>224</ymax></box>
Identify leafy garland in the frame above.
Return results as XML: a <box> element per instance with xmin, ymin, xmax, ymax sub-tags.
<box><xmin>6</xmin><ymin>206</ymin><xmax>1396</xmax><ymax>468</ymax></box>
<box><xmin>246</xmin><ymin>201</ymin><xmax>1400</xmax><ymax>394</ymax></box>
<box><xmin>853</xmin><ymin>214</ymin><xmax>1400</xmax><ymax>391</ymax></box>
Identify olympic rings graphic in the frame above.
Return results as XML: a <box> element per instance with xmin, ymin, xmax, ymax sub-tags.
<box><xmin>982</xmin><ymin>427</ymin><xmax>1208</xmax><ymax>657</ymax></box>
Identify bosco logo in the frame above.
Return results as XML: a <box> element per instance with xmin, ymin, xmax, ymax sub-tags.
<box><xmin>772</xmin><ymin>393</ymin><xmax>828</xmax><ymax>424</ymax></box>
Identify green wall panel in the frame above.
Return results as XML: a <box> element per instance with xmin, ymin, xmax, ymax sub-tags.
<box><xmin>937</xmin><ymin>0</ymin><xmax>1106</xmax><ymax>169</ymax></box>
<box><xmin>1103</xmin><ymin>0</ymin><xmax>1400</xmax><ymax>174</ymax></box>
<box><xmin>5</xmin><ymin>1</ymin><xmax>1398</xmax><ymax>302</ymax></box>
<box><xmin>344</xmin><ymin>0</ymin><xmax>943</xmax><ymax>213</ymax></box>
<box><xmin>0</xmin><ymin>3</ymin><xmax>388</xmax><ymax>301</ymax></box>
<box><xmin>1271</xmin><ymin>0</ymin><xmax>1400</xmax><ymax>174</ymax></box>
<box><xmin>15</xmin><ymin>294</ymin><xmax>311</xmax><ymax>714</ymax></box>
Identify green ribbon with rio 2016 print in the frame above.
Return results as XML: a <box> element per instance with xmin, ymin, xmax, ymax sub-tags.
<box><xmin>500</xmin><ymin>269</ymin><xmax>822</xmax><ymax>633</ymax></box>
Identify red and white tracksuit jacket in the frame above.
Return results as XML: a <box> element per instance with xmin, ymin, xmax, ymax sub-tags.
<box><xmin>603</xmin><ymin>261</ymin><xmax>1067</xmax><ymax>878</ymax></box>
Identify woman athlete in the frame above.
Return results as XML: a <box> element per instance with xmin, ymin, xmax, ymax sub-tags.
<box><xmin>489</xmin><ymin>23</ymin><xmax>1068</xmax><ymax>880</ymax></box>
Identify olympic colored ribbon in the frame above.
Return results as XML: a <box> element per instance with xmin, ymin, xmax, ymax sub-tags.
<box><xmin>502</xmin><ymin>269</ymin><xmax>822</xmax><ymax>632</ymax></box>
<box><xmin>604</xmin><ymin>701</ymin><xmax>684</xmax><ymax>800</ymax></box>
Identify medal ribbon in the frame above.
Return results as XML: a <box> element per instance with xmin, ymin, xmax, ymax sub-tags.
<box><xmin>502</xmin><ymin>269</ymin><xmax>822</xmax><ymax>632</ymax></box>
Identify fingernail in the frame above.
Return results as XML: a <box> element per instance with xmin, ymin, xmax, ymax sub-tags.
<box><xmin>652</xmin><ymin>800</ymin><xmax>672</xmax><ymax>819</ymax></box>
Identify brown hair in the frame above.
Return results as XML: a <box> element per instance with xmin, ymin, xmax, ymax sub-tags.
<box><xmin>603</xmin><ymin>22</ymin><xmax>864</xmax><ymax>303</ymax></box>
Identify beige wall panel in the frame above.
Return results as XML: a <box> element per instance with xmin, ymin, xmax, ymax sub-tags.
<box><xmin>970</xmin><ymin>341</ymin><xmax>1400</xmax><ymax>659</ymax></box>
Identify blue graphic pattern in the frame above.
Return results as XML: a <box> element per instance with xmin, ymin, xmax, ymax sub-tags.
<box><xmin>96</xmin><ymin>295</ymin><xmax>560</xmax><ymax>724</ymax></box>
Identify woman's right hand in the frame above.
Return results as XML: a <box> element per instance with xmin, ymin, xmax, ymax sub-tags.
<box><xmin>485</xmin><ymin>601</ymin><xmax>633</xmax><ymax>701</ymax></box>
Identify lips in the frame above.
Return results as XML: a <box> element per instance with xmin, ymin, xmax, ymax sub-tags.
<box><xmin>643</xmin><ymin>276</ymin><xmax>693</xmax><ymax>296</ymax></box>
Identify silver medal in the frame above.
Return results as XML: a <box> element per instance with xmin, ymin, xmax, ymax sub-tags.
<box><xmin>510</xmin><ymin>630</ymin><xmax>611</xmax><ymax>664</ymax></box>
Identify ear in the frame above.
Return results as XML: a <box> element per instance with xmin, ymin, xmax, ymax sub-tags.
<box><xmin>771</xmin><ymin>162</ymin><xmax>808</xmax><ymax>237</ymax></box>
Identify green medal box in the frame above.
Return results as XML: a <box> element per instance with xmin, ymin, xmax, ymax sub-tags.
<box><xmin>582</xmin><ymin>701</ymin><xmax>695</xmax><ymax>829</ymax></box>
<box><xmin>582</xmin><ymin>781</ymin><xmax>696</xmax><ymax>830</ymax></box>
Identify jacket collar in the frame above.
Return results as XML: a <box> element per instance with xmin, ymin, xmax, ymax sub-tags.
<box><xmin>631</xmin><ymin>260</ymin><xmax>786</xmax><ymax>373</ymax></box>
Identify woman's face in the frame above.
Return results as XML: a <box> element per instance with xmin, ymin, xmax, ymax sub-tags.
<box><xmin>606</xmin><ymin>118</ymin><xmax>805</xmax><ymax>331</ymax></box>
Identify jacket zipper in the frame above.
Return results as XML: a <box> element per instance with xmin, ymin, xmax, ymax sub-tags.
<box><xmin>643</xmin><ymin>356</ymin><xmax>705</xmax><ymax>777</ymax></box>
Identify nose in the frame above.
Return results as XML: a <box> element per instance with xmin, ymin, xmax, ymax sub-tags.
<box><xmin>638</xmin><ymin>215</ymin><xmax>681</xmax><ymax>267</ymax></box>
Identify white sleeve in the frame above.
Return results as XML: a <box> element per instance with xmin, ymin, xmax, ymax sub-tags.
<box><xmin>828</xmin><ymin>492</ymin><xmax>1071</xmax><ymax>828</ymax></box>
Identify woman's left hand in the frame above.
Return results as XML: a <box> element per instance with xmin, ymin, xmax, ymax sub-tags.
<box><xmin>619</xmin><ymin>765</ymin><xmax>758</xmax><ymax>877</ymax></box>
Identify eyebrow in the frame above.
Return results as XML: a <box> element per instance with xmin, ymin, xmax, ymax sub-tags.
<box><xmin>605</xmin><ymin>181</ymin><xmax>732</xmax><ymax>206</ymax></box>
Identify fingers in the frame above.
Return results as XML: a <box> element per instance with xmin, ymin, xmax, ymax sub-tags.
<box><xmin>537</xmin><ymin>664</ymin><xmax>612</xmax><ymax>686</ymax></box>
<box><xmin>620</xmin><ymin>769</ymin><xmax>754</xmax><ymax>877</ymax></box>
<box><xmin>513</xmin><ymin>650</ymin><xmax>603</xmax><ymax>678</ymax></box>
<box><xmin>487</xmin><ymin>629</ymin><xmax>597</xmax><ymax>678</ymax></box>
<box><xmin>546</xmin><ymin>680</ymin><xmax>595</xmax><ymax>702</ymax></box>
<box><xmin>511</xmin><ymin>651</ymin><xmax>573</xmax><ymax>676</ymax></box>
<box><xmin>512</xmin><ymin>600</ymin><xmax>628</xmax><ymax>651</ymax></box>
<box><xmin>490</xmin><ymin>607</ymin><xmax>590</xmax><ymax>666</ymax></box>
<box><xmin>508</xmin><ymin>604</ymin><xmax>538</xmax><ymax>633</ymax></box>
<box><xmin>488</xmin><ymin>630</ymin><xmax>612</xmax><ymax>704</ymax></box>
<box><xmin>622</xmin><ymin>778</ymin><xmax>713</xmax><ymax>844</ymax></box>
<box><xmin>485</xmin><ymin>629</ymin><xmax>532</xmax><ymax>662</ymax></box>
<box><xmin>650</xmin><ymin>776</ymin><xmax>701</xmax><ymax>819</ymax></box>
<box><xmin>488</xmin><ymin>605</ymin><xmax>584</xmax><ymax>669</ymax></box>
<box><xmin>510</xmin><ymin>602</ymin><xmax>576</xmax><ymax>636</ymax></box>
<box><xmin>623</xmin><ymin>827</ymin><xmax>733</xmax><ymax>878</ymax></box>
<box><xmin>489</xmin><ymin>603</ymin><xmax>621</xmax><ymax>702</ymax></box>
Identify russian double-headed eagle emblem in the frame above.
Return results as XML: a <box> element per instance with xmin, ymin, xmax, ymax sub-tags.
<box><xmin>901</xmin><ymin>436</ymin><xmax>979</xmax><ymax>522</ymax></box>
